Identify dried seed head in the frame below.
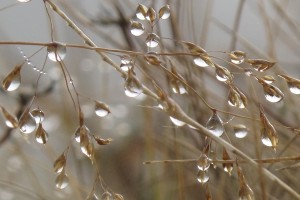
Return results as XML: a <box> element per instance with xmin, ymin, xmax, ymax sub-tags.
<box><xmin>262</xmin><ymin>75</ymin><xmax>275</xmax><ymax>84</ymax></box>
<box><xmin>237</xmin><ymin>166</ymin><xmax>254</xmax><ymax>200</ymax></box>
<box><xmin>35</xmin><ymin>123</ymin><xmax>48</xmax><ymax>144</ymax></box>
<box><xmin>53</xmin><ymin>153</ymin><xmax>66</xmax><ymax>174</ymax></box>
<box><xmin>257</xmin><ymin>78</ymin><xmax>284</xmax><ymax>103</ymax></box>
<box><xmin>2</xmin><ymin>65</ymin><xmax>22</xmax><ymax>92</ymax></box>
<box><xmin>215</xmin><ymin>64</ymin><xmax>233</xmax><ymax>82</ymax></box>
<box><xmin>0</xmin><ymin>107</ymin><xmax>18</xmax><ymax>128</ymax></box>
<box><xmin>136</xmin><ymin>4</ymin><xmax>148</xmax><ymax>20</ymax></box>
<box><xmin>144</xmin><ymin>52</ymin><xmax>161</xmax><ymax>65</ymax></box>
<box><xmin>278</xmin><ymin>74</ymin><xmax>300</xmax><ymax>94</ymax></box>
<box><xmin>247</xmin><ymin>59</ymin><xmax>275</xmax><ymax>72</ymax></box>
<box><xmin>146</xmin><ymin>33</ymin><xmax>160</xmax><ymax>48</ymax></box>
<box><xmin>233</xmin><ymin>124</ymin><xmax>248</xmax><ymax>138</ymax></box>
<box><xmin>222</xmin><ymin>148</ymin><xmax>233</xmax><ymax>175</ymax></box>
<box><xmin>158</xmin><ymin>5</ymin><xmax>171</xmax><ymax>19</ymax></box>
<box><xmin>114</xmin><ymin>193</ymin><xmax>124</xmax><ymax>200</ymax></box>
<box><xmin>260</xmin><ymin>105</ymin><xmax>278</xmax><ymax>150</ymax></box>
<box><xmin>94</xmin><ymin>136</ymin><xmax>113</xmax><ymax>145</ymax></box>
<box><xmin>94</xmin><ymin>101</ymin><xmax>110</xmax><ymax>117</ymax></box>
<box><xmin>146</xmin><ymin>7</ymin><xmax>156</xmax><ymax>23</ymax></box>
<box><xmin>228</xmin><ymin>87</ymin><xmax>247</xmax><ymax>109</ymax></box>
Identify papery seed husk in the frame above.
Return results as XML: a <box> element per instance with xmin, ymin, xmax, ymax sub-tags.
<box><xmin>53</xmin><ymin>153</ymin><xmax>66</xmax><ymax>173</ymax></box>
<box><xmin>247</xmin><ymin>59</ymin><xmax>275</xmax><ymax>72</ymax></box>
<box><xmin>136</xmin><ymin>4</ymin><xmax>148</xmax><ymax>20</ymax></box>
<box><xmin>146</xmin><ymin>7</ymin><xmax>156</xmax><ymax>22</ymax></box>
<box><xmin>2</xmin><ymin>65</ymin><xmax>22</xmax><ymax>91</ymax></box>
<box><xmin>0</xmin><ymin>107</ymin><xmax>18</xmax><ymax>128</ymax></box>
<box><xmin>158</xmin><ymin>5</ymin><xmax>171</xmax><ymax>19</ymax></box>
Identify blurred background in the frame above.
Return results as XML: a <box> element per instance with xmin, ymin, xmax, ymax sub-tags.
<box><xmin>0</xmin><ymin>0</ymin><xmax>300</xmax><ymax>199</ymax></box>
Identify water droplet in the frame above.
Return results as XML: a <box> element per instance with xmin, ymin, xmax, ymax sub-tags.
<box><xmin>257</xmin><ymin>78</ymin><xmax>284</xmax><ymax>103</ymax></box>
<box><xmin>80</xmin><ymin>125</ymin><xmax>94</xmax><ymax>159</ymax></box>
<box><xmin>215</xmin><ymin>65</ymin><xmax>233</xmax><ymax>82</ymax></box>
<box><xmin>222</xmin><ymin>148</ymin><xmax>233</xmax><ymax>175</ymax></box>
<box><xmin>55</xmin><ymin>173</ymin><xmax>69</xmax><ymax>189</ymax></box>
<box><xmin>230</xmin><ymin>50</ymin><xmax>246</xmax><ymax>64</ymax></box>
<box><xmin>35</xmin><ymin>123</ymin><xmax>48</xmax><ymax>144</ymax></box>
<box><xmin>197</xmin><ymin>170</ymin><xmax>209</xmax><ymax>184</ymax></box>
<box><xmin>30</xmin><ymin>108</ymin><xmax>45</xmax><ymax>123</ymax></box>
<box><xmin>130</xmin><ymin>21</ymin><xmax>145</xmax><ymax>36</ymax></box>
<box><xmin>206</xmin><ymin>112</ymin><xmax>224</xmax><ymax>137</ymax></box>
<box><xmin>124</xmin><ymin>75</ymin><xmax>143</xmax><ymax>97</ymax></box>
<box><xmin>278</xmin><ymin>74</ymin><xmax>300</xmax><ymax>94</ymax></box>
<box><xmin>169</xmin><ymin>116</ymin><xmax>186</xmax><ymax>126</ymax></box>
<box><xmin>94</xmin><ymin>101</ymin><xmax>110</xmax><ymax>117</ymax></box>
<box><xmin>146</xmin><ymin>7</ymin><xmax>156</xmax><ymax>22</ymax></box>
<box><xmin>247</xmin><ymin>59</ymin><xmax>275</xmax><ymax>72</ymax></box>
<box><xmin>19</xmin><ymin>112</ymin><xmax>36</xmax><ymax>134</ymax></box>
<box><xmin>17</xmin><ymin>0</ymin><xmax>31</xmax><ymax>2</ymax></box>
<box><xmin>2</xmin><ymin>66</ymin><xmax>21</xmax><ymax>91</ymax></box>
<box><xmin>101</xmin><ymin>191</ymin><xmax>113</xmax><ymax>200</ymax></box>
<box><xmin>263</xmin><ymin>75</ymin><xmax>275</xmax><ymax>84</ymax></box>
<box><xmin>260</xmin><ymin>106</ymin><xmax>278</xmax><ymax>149</ymax></box>
<box><xmin>74</xmin><ymin>125</ymin><xmax>90</xmax><ymax>143</ymax></box>
<box><xmin>0</xmin><ymin>107</ymin><xmax>18</xmax><ymax>128</ymax></box>
<box><xmin>47</xmin><ymin>42</ymin><xmax>67</xmax><ymax>62</ymax></box>
<box><xmin>193</xmin><ymin>57</ymin><xmax>209</xmax><ymax>67</ymax></box>
<box><xmin>233</xmin><ymin>124</ymin><xmax>248</xmax><ymax>138</ymax></box>
<box><xmin>53</xmin><ymin>153</ymin><xmax>66</xmax><ymax>174</ymax></box>
<box><xmin>197</xmin><ymin>154</ymin><xmax>210</xmax><ymax>171</ymax></box>
<box><xmin>159</xmin><ymin>5</ymin><xmax>171</xmax><ymax>19</ymax></box>
<box><xmin>146</xmin><ymin>33</ymin><xmax>160</xmax><ymax>48</ymax></box>
<box><xmin>170</xmin><ymin>79</ymin><xmax>187</xmax><ymax>94</ymax></box>
<box><xmin>136</xmin><ymin>4</ymin><xmax>148</xmax><ymax>20</ymax></box>
<box><xmin>144</xmin><ymin>52</ymin><xmax>161</xmax><ymax>65</ymax></box>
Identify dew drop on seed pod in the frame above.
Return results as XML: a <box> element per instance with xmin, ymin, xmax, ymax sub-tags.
<box><xmin>222</xmin><ymin>148</ymin><xmax>233</xmax><ymax>175</ymax></box>
<box><xmin>146</xmin><ymin>33</ymin><xmax>160</xmax><ymax>48</ymax></box>
<box><xmin>35</xmin><ymin>123</ymin><xmax>48</xmax><ymax>144</ymax></box>
<box><xmin>94</xmin><ymin>101</ymin><xmax>110</xmax><ymax>117</ymax></box>
<box><xmin>30</xmin><ymin>108</ymin><xmax>45</xmax><ymax>123</ymax></box>
<box><xmin>233</xmin><ymin>124</ymin><xmax>248</xmax><ymax>138</ymax></box>
<box><xmin>229</xmin><ymin>50</ymin><xmax>246</xmax><ymax>64</ymax></box>
<box><xmin>130</xmin><ymin>21</ymin><xmax>145</xmax><ymax>36</ymax></box>
<box><xmin>169</xmin><ymin>116</ymin><xmax>186</xmax><ymax>126</ymax></box>
<box><xmin>80</xmin><ymin>126</ymin><xmax>94</xmax><ymax>159</ymax></box>
<box><xmin>53</xmin><ymin>153</ymin><xmax>66</xmax><ymax>174</ymax></box>
<box><xmin>124</xmin><ymin>76</ymin><xmax>143</xmax><ymax>97</ymax></box>
<box><xmin>247</xmin><ymin>59</ymin><xmax>275</xmax><ymax>72</ymax></box>
<box><xmin>0</xmin><ymin>107</ymin><xmax>18</xmax><ymax>128</ymax></box>
<box><xmin>136</xmin><ymin>4</ymin><xmax>148</xmax><ymax>20</ymax></box>
<box><xmin>17</xmin><ymin>0</ymin><xmax>31</xmax><ymax>2</ymax></box>
<box><xmin>215</xmin><ymin>65</ymin><xmax>232</xmax><ymax>82</ymax></box>
<box><xmin>55</xmin><ymin>173</ymin><xmax>69</xmax><ymax>189</ymax></box>
<box><xmin>74</xmin><ymin>125</ymin><xmax>90</xmax><ymax>143</ymax></box>
<box><xmin>197</xmin><ymin>170</ymin><xmax>209</xmax><ymax>184</ymax></box>
<box><xmin>260</xmin><ymin>106</ymin><xmax>278</xmax><ymax>149</ymax></box>
<box><xmin>278</xmin><ymin>74</ymin><xmax>300</xmax><ymax>94</ymax></box>
<box><xmin>262</xmin><ymin>75</ymin><xmax>275</xmax><ymax>84</ymax></box>
<box><xmin>19</xmin><ymin>112</ymin><xmax>36</xmax><ymax>134</ymax></box>
<box><xmin>263</xmin><ymin>84</ymin><xmax>284</xmax><ymax>103</ymax></box>
<box><xmin>47</xmin><ymin>43</ymin><xmax>67</xmax><ymax>62</ymax></box>
<box><xmin>2</xmin><ymin>65</ymin><xmax>21</xmax><ymax>92</ymax></box>
<box><xmin>159</xmin><ymin>5</ymin><xmax>171</xmax><ymax>19</ymax></box>
<box><xmin>197</xmin><ymin>154</ymin><xmax>210</xmax><ymax>171</ymax></box>
<box><xmin>206</xmin><ymin>112</ymin><xmax>224</xmax><ymax>137</ymax></box>
<box><xmin>114</xmin><ymin>193</ymin><xmax>124</xmax><ymax>200</ymax></box>
<box><xmin>120</xmin><ymin>56</ymin><xmax>133</xmax><ymax>72</ymax></box>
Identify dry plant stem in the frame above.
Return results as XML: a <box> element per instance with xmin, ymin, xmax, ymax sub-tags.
<box><xmin>44</xmin><ymin>0</ymin><xmax>300</xmax><ymax>198</ymax></box>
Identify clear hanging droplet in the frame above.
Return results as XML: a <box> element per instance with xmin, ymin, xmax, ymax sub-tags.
<box><xmin>74</xmin><ymin>125</ymin><xmax>90</xmax><ymax>143</ymax></box>
<box><xmin>35</xmin><ymin>123</ymin><xmax>48</xmax><ymax>144</ymax></box>
<box><xmin>197</xmin><ymin>154</ymin><xmax>210</xmax><ymax>171</ymax></box>
<box><xmin>124</xmin><ymin>75</ymin><xmax>143</xmax><ymax>97</ymax></box>
<box><xmin>278</xmin><ymin>74</ymin><xmax>300</xmax><ymax>94</ymax></box>
<box><xmin>101</xmin><ymin>191</ymin><xmax>113</xmax><ymax>200</ymax></box>
<box><xmin>146</xmin><ymin>33</ymin><xmax>160</xmax><ymax>48</ymax></box>
<box><xmin>233</xmin><ymin>124</ymin><xmax>248</xmax><ymax>138</ymax></box>
<box><xmin>206</xmin><ymin>112</ymin><xmax>224</xmax><ymax>137</ymax></box>
<box><xmin>120</xmin><ymin>56</ymin><xmax>133</xmax><ymax>72</ymax></box>
<box><xmin>229</xmin><ymin>50</ymin><xmax>246</xmax><ymax>64</ymax></box>
<box><xmin>197</xmin><ymin>170</ymin><xmax>209</xmax><ymax>184</ymax></box>
<box><xmin>55</xmin><ymin>173</ymin><xmax>69</xmax><ymax>189</ymax></box>
<box><xmin>169</xmin><ymin>116</ymin><xmax>186</xmax><ymax>126</ymax></box>
<box><xmin>158</xmin><ymin>5</ymin><xmax>171</xmax><ymax>19</ymax></box>
<box><xmin>260</xmin><ymin>106</ymin><xmax>278</xmax><ymax>150</ymax></box>
<box><xmin>193</xmin><ymin>57</ymin><xmax>209</xmax><ymax>67</ymax></box>
<box><xmin>47</xmin><ymin>42</ymin><xmax>67</xmax><ymax>62</ymax></box>
<box><xmin>247</xmin><ymin>59</ymin><xmax>275</xmax><ymax>72</ymax></box>
<box><xmin>228</xmin><ymin>87</ymin><xmax>247</xmax><ymax>109</ymax></box>
<box><xmin>94</xmin><ymin>101</ymin><xmax>110</xmax><ymax>117</ymax></box>
<box><xmin>136</xmin><ymin>4</ymin><xmax>148</xmax><ymax>20</ymax></box>
<box><xmin>2</xmin><ymin>65</ymin><xmax>21</xmax><ymax>92</ymax></box>
<box><xmin>146</xmin><ymin>7</ymin><xmax>156</xmax><ymax>23</ymax></box>
<box><xmin>30</xmin><ymin>108</ymin><xmax>45</xmax><ymax>124</ymax></box>
<box><xmin>53</xmin><ymin>153</ymin><xmax>66</xmax><ymax>174</ymax></box>
<box><xmin>215</xmin><ymin>65</ymin><xmax>233</xmax><ymax>82</ymax></box>
<box><xmin>262</xmin><ymin>75</ymin><xmax>275</xmax><ymax>84</ymax></box>
<box><xmin>19</xmin><ymin>111</ymin><xmax>36</xmax><ymax>134</ymax></box>
<box><xmin>0</xmin><ymin>107</ymin><xmax>18</xmax><ymax>128</ymax></box>
<box><xmin>130</xmin><ymin>21</ymin><xmax>145</xmax><ymax>36</ymax></box>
